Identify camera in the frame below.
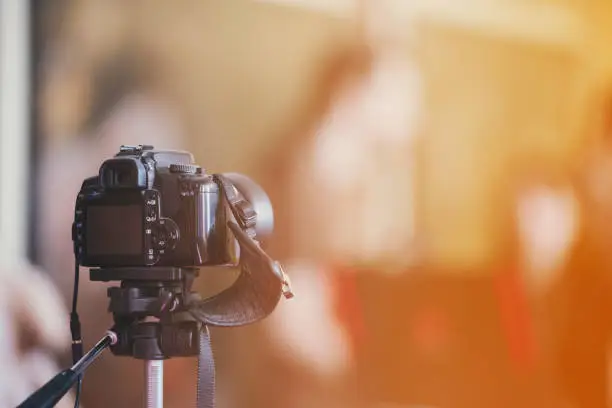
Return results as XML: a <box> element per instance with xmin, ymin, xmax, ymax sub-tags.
<box><xmin>72</xmin><ymin>144</ymin><xmax>273</xmax><ymax>268</ymax></box>
<box><xmin>17</xmin><ymin>144</ymin><xmax>292</xmax><ymax>408</ymax></box>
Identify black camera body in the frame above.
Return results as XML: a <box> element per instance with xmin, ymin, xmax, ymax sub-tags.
<box><xmin>72</xmin><ymin>145</ymin><xmax>239</xmax><ymax>268</ymax></box>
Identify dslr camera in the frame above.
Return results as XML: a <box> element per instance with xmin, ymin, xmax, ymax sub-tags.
<box><xmin>72</xmin><ymin>144</ymin><xmax>273</xmax><ymax>268</ymax></box>
<box><xmin>12</xmin><ymin>145</ymin><xmax>291</xmax><ymax>408</ymax></box>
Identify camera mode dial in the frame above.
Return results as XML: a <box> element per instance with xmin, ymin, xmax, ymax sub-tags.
<box><xmin>169</xmin><ymin>164</ymin><xmax>201</xmax><ymax>174</ymax></box>
<box><xmin>152</xmin><ymin>218</ymin><xmax>180</xmax><ymax>253</ymax></box>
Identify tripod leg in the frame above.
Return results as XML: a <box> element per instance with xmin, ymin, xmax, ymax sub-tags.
<box><xmin>145</xmin><ymin>360</ymin><xmax>164</xmax><ymax>408</ymax></box>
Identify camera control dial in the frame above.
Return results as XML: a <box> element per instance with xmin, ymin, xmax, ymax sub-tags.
<box><xmin>169</xmin><ymin>164</ymin><xmax>201</xmax><ymax>174</ymax></box>
<box><xmin>152</xmin><ymin>218</ymin><xmax>180</xmax><ymax>252</ymax></box>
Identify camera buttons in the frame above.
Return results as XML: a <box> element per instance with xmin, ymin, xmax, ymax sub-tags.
<box><xmin>147</xmin><ymin>206</ymin><xmax>157</xmax><ymax>219</ymax></box>
<box><xmin>153</xmin><ymin>218</ymin><xmax>179</xmax><ymax>251</ymax></box>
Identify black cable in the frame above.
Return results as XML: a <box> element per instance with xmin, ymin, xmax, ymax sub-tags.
<box><xmin>70</xmin><ymin>261</ymin><xmax>83</xmax><ymax>408</ymax></box>
<box><xmin>71</xmin><ymin>261</ymin><xmax>79</xmax><ymax>314</ymax></box>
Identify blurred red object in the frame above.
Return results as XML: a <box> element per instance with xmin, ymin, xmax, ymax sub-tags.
<box><xmin>494</xmin><ymin>265</ymin><xmax>537</xmax><ymax>373</ymax></box>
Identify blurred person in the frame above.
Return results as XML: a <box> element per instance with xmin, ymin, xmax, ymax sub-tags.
<box><xmin>240</xmin><ymin>10</ymin><xmax>431</xmax><ymax>408</ymax></box>
<box><xmin>198</xmin><ymin>39</ymin><xmax>374</xmax><ymax>408</ymax></box>
<box><xmin>222</xmin><ymin>6</ymin><xmax>450</xmax><ymax>408</ymax></box>
<box><xmin>250</xmin><ymin>2</ymin><xmax>596</xmax><ymax>408</ymax></box>
<box><xmin>215</xmin><ymin>5</ymin><xmax>426</xmax><ymax>407</ymax></box>
<box><xmin>0</xmin><ymin>257</ymin><xmax>74</xmax><ymax>408</ymax></box>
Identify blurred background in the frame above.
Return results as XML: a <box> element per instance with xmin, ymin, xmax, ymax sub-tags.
<box><xmin>5</xmin><ymin>0</ymin><xmax>612</xmax><ymax>407</ymax></box>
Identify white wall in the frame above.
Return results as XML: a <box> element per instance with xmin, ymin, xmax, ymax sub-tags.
<box><xmin>0</xmin><ymin>0</ymin><xmax>30</xmax><ymax>261</ymax></box>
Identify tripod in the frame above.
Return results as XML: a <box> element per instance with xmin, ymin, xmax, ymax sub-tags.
<box><xmin>17</xmin><ymin>266</ymin><xmax>215</xmax><ymax>408</ymax></box>
<box><xmin>91</xmin><ymin>266</ymin><xmax>214</xmax><ymax>408</ymax></box>
<box><xmin>18</xmin><ymin>220</ymin><xmax>293</xmax><ymax>408</ymax></box>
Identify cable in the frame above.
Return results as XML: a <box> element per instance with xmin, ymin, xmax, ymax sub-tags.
<box><xmin>73</xmin><ymin>380</ymin><xmax>81</xmax><ymax>408</ymax></box>
<box><xmin>71</xmin><ymin>261</ymin><xmax>79</xmax><ymax>314</ymax></box>
<box><xmin>70</xmin><ymin>260</ymin><xmax>83</xmax><ymax>408</ymax></box>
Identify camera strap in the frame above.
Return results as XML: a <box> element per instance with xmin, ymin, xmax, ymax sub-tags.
<box><xmin>191</xmin><ymin>175</ymin><xmax>293</xmax><ymax>408</ymax></box>
<box><xmin>189</xmin><ymin>175</ymin><xmax>292</xmax><ymax>327</ymax></box>
<box><xmin>197</xmin><ymin>325</ymin><xmax>215</xmax><ymax>408</ymax></box>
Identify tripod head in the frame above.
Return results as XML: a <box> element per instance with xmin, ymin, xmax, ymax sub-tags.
<box><xmin>90</xmin><ymin>267</ymin><xmax>203</xmax><ymax>360</ymax></box>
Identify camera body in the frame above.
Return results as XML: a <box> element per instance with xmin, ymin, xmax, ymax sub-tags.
<box><xmin>72</xmin><ymin>145</ymin><xmax>239</xmax><ymax>268</ymax></box>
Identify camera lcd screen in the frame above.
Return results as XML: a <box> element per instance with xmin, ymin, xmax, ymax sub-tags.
<box><xmin>86</xmin><ymin>205</ymin><xmax>143</xmax><ymax>256</ymax></box>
